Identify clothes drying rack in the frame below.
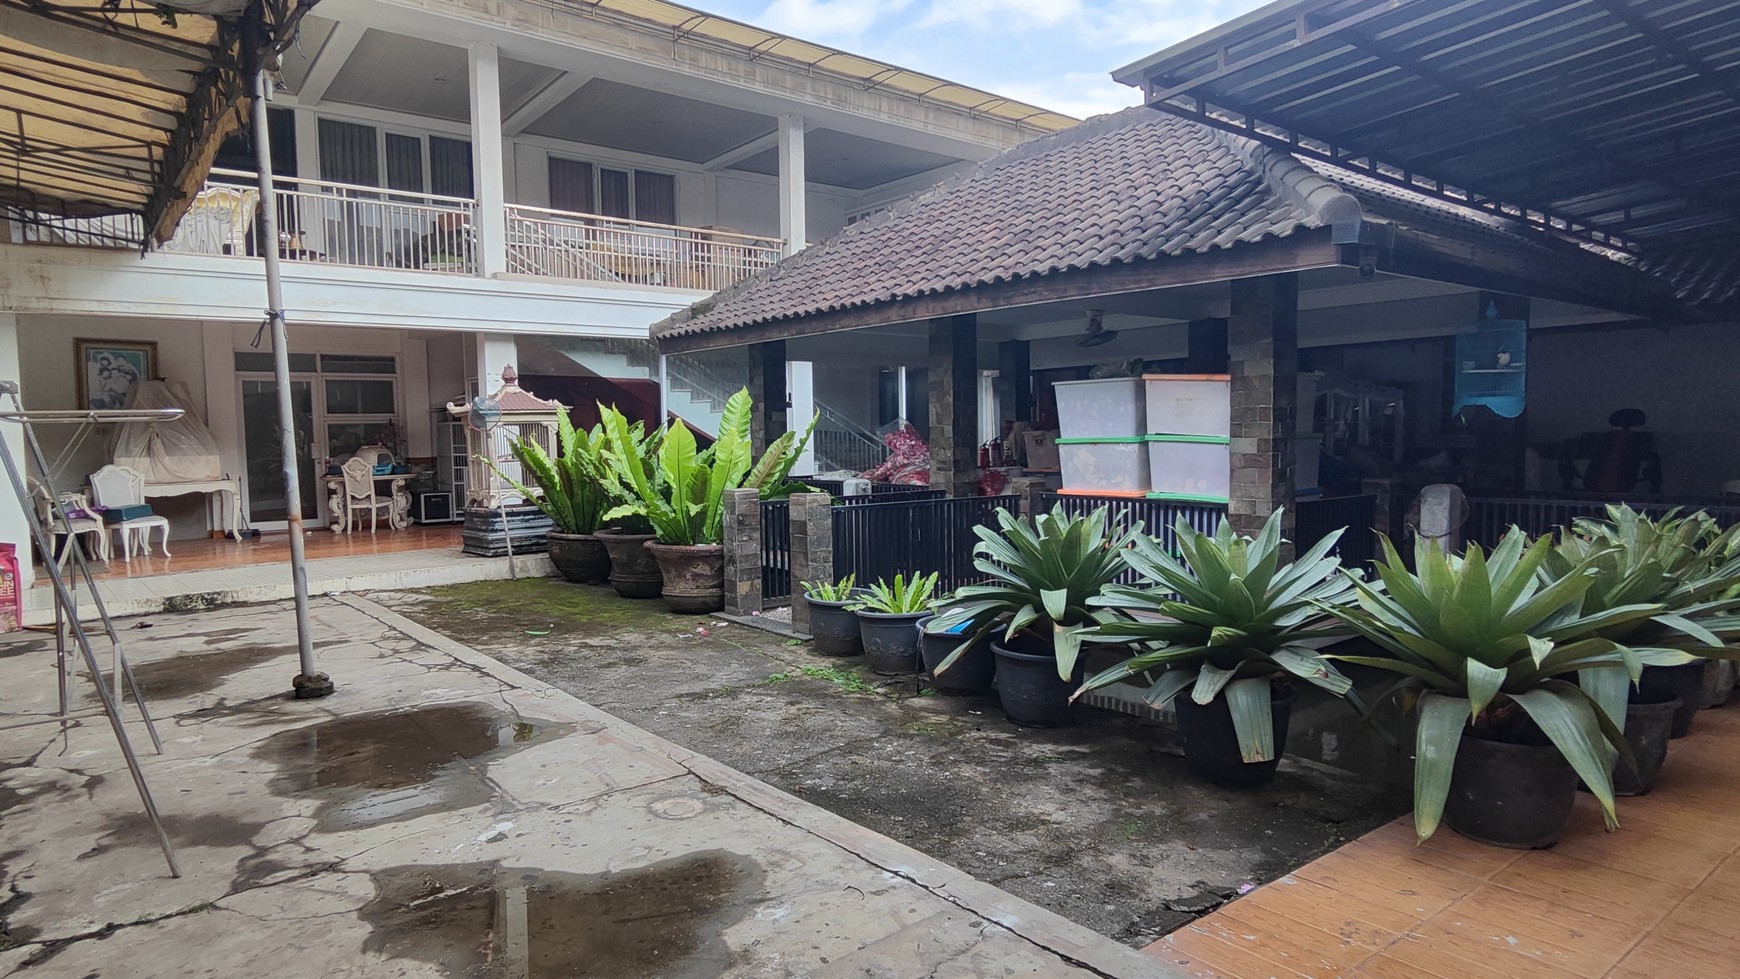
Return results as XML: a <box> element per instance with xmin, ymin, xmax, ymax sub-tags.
<box><xmin>0</xmin><ymin>382</ymin><xmax>181</xmax><ymax>877</ymax></box>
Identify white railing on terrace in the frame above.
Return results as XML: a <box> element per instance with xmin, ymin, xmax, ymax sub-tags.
<box><xmin>505</xmin><ymin>203</ymin><xmax>783</xmax><ymax>291</ymax></box>
<box><xmin>7</xmin><ymin>171</ymin><xmax>787</xmax><ymax>291</ymax></box>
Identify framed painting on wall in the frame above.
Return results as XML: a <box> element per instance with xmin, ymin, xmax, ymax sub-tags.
<box><xmin>75</xmin><ymin>339</ymin><xmax>157</xmax><ymax>411</ymax></box>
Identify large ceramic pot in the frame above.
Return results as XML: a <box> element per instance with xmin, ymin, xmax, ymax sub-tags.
<box><xmin>1613</xmin><ymin>692</ymin><xmax>1679</xmax><ymax>796</ymax></box>
<box><xmin>1442</xmin><ymin>733</ymin><xmax>1578</xmax><ymax>849</ymax></box>
<box><xmin>856</xmin><ymin>609</ymin><xmax>925</xmax><ymax>675</ymax></box>
<box><xmin>644</xmin><ymin>542</ymin><xmax>724</xmax><ymax>614</ymax></box>
<box><xmin>595</xmin><ymin>529</ymin><xmax>662</xmax><ymax>599</ymax></box>
<box><xmin>915</xmin><ymin>614</ymin><xmax>994</xmax><ymax>696</ymax></box>
<box><xmin>544</xmin><ymin>531</ymin><xmax>610</xmax><ymax>585</ymax></box>
<box><xmin>1639</xmin><ymin>662</ymin><xmax>1705</xmax><ymax>738</ymax></box>
<box><xmin>1700</xmin><ymin>658</ymin><xmax>1733</xmax><ymax>709</ymax></box>
<box><xmin>1173</xmin><ymin>680</ymin><xmax>1299</xmax><ymax>789</ymax></box>
<box><xmin>806</xmin><ymin>592</ymin><xmax>865</xmax><ymax>656</ymax></box>
<box><xmin>990</xmin><ymin>632</ymin><xmax>1079</xmax><ymax>728</ymax></box>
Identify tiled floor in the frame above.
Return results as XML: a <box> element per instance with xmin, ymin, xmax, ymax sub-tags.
<box><xmin>33</xmin><ymin>524</ymin><xmax>466</xmax><ymax>584</ymax></box>
<box><xmin>1147</xmin><ymin>700</ymin><xmax>1740</xmax><ymax>978</ymax></box>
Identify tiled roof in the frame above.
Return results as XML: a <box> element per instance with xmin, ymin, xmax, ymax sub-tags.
<box><xmin>654</xmin><ymin>108</ymin><xmax>1337</xmax><ymax>340</ymax></box>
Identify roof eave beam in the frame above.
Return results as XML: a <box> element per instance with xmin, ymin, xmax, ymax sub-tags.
<box><xmin>293</xmin><ymin>19</ymin><xmax>365</xmax><ymax>106</ymax></box>
<box><xmin>502</xmin><ymin>70</ymin><xmax>593</xmax><ymax>137</ymax></box>
<box><xmin>702</xmin><ymin>128</ymin><xmax>779</xmax><ymax>172</ymax></box>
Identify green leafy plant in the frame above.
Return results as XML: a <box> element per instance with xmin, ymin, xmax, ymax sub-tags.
<box><xmin>1076</xmin><ymin>510</ymin><xmax>1360</xmax><ymax>764</ymax></box>
<box><xmin>927</xmin><ymin>505</ymin><xmax>1137</xmax><ymax>680</ymax></box>
<box><xmin>595</xmin><ymin>388</ymin><xmax>817</xmax><ymax>546</ymax></box>
<box><xmin>851</xmin><ymin>572</ymin><xmax>939</xmax><ymax>614</ymax></box>
<box><xmin>1320</xmin><ymin>529</ymin><xmax>1662</xmax><ymax>841</ymax></box>
<box><xmin>1542</xmin><ymin>505</ymin><xmax>1740</xmax><ymax>733</ymax></box>
<box><xmin>489</xmin><ymin>413</ymin><xmax>608</xmax><ymax>535</ymax></box>
<box><xmin>802</xmin><ymin>574</ymin><xmax>858</xmax><ymax>602</ymax></box>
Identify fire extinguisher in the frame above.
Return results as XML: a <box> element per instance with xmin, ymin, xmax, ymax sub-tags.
<box><xmin>977</xmin><ymin>439</ymin><xmax>997</xmax><ymax>469</ymax></box>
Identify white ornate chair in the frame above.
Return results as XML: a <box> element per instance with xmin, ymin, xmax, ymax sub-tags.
<box><xmin>88</xmin><ymin>465</ymin><xmax>171</xmax><ymax>561</ymax></box>
<box><xmin>340</xmin><ymin>457</ymin><xmax>392</xmax><ymax>534</ymax></box>
<box><xmin>32</xmin><ymin>484</ymin><xmax>110</xmax><ymax>567</ymax></box>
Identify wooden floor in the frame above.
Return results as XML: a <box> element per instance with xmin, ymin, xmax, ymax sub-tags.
<box><xmin>1148</xmin><ymin>699</ymin><xmax>1740</xmax><ymax>978</ymax></box>
<box><xmin>34</xmin><ymin>524</ymin><xmax>465</xmax><ymax>585</ymax></box>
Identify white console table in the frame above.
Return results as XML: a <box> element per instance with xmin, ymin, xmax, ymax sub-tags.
<box><xmin>143</xmin><ymin>478</ymin><xmax>247</xmax><ymax>541</ymax></box>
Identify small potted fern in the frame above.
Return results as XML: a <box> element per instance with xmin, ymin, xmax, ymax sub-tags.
<box><xmin>495</xmin><ymin>414</ymin><xmax>610</xmax><ymax>584</ymax></box>
<box><xmin>853</xmin><ymin>573</ymin><xmax>939</xmax><ymax>675</ymax></box>
<box><xmin>802</xmin><ymin>575</ymin><xmax>862</xmax><ymax>656</ymax></box>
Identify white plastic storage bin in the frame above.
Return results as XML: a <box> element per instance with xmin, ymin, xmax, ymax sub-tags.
<box><xmin>1058</xmin><ymin>439</ymin><xmax>1151</xmax><ymax>495</ymax></box>
<box><xmin>1054</xmin><ymin>377</ymin><xmax>1146</xmax><ymax>439</ymax></box>
<box><xmin>1143</xmin><ymin>374</ymin><xmax>1230</xmax><ymax>439</ymax></box>
<box><xmin>1146</xmin><ymin>436</ymin><xmax>1229</xmax><ymax>502</ymax></box>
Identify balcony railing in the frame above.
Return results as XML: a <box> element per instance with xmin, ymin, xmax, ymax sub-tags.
<box><xmin>505</xmin><ymin>203</ymin><xmax>783</xmax><ymax>291</ymax></box>
<box><xmin>6</xmin><ymin>170</ymin><xmax>785</xmax><ymax>292</ymax></box>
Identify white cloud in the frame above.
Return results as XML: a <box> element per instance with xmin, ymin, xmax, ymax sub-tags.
<box><xmin>993</xmin><ymin>72</ymin><xmax>1141</xmax><ymax>120</ymax></box>
<box><xmin>917</xmin><ymin>0</ymin><xmax>1083</xmax><ymax>31</ymax></box>
<box><xmin>756</xmin><ymin>0</ymin><xmax>913</xmax><ymax>41</ymax></box>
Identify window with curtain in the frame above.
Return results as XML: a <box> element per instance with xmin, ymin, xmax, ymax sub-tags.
<box><xmin>548</xmin><ymin>157</ymin><xmax>594</xmax><ymax>213</ymax></box>
<box><xmin>384</xmin><ymin>133</ymin><xmax>424</xmax><ymax>195</ymax></box>
<box><xmin>430</xmin><ymin>137</ymin><xmax>473</xmax><ymax>199</ymax></box>
<box><xmin>317</xmin><ymin>119</ymin><xmax>379</xmax><ymax>187</ymax></box>
<box><xmin>598</xmin><ymin>167</ymin><xmax>631</xmax><ymax>219</ymax></box>
<box><xmin>634</xmin><ymin>171</ymin><xmax>676</xmax><ymax>225</ymax></box>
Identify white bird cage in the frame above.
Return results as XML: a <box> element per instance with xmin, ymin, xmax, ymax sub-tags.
<box><xmin>445</xmin><ymin>365</ymin><xmax>568</xmax><ymax>509</ymax></box>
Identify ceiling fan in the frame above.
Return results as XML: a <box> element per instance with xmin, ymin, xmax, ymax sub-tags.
<box><xmin>1075</xmin><ymin>309</ymin><xmax>1118</xmax><ymax>347</ymax></box>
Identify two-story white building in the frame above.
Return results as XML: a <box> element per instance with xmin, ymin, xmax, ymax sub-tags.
<box><xmin>0</xmin><ymin>0</ymin><xmax>1071</xmax><ymax>574</ymax></box>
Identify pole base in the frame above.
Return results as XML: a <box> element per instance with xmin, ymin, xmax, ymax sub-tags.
<box><xmin>292</xmin><ymin>672</ymin><xmax>335</xmax><ymax>699</ymax></box>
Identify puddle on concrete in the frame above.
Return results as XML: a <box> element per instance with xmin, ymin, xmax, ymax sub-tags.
<box><xmin>255</xmin><ymin>703</ymin><xmax>568</xmax><ymax>830</ymax></box>
<box><xmin>117</xmin><ymin>644</ymin><xmax>297</xmax><ymax>701</ymax></box>
<box><xmin>359</xmin><ymin>852</ymin><xmax>763</xmax><ymax>978</ymax></box>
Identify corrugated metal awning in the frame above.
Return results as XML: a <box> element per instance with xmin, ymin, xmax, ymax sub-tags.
<box><xmin>1114</xmin><ymin>0</ymin><xmax>1740</xmax><ymax>256</ymax></box>
<box><xmin>0</xmin><ymin>0</ymin><xmax>314</xmax><ymax>246</ymax></box>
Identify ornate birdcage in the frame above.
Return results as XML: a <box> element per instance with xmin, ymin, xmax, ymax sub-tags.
<box><xmin>445</xmin><ymin>366</ymin><xmax>568</xmax><ymax>509</ymax></box>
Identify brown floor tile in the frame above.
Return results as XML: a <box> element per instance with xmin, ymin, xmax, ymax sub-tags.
<box><xmin>1230</xmin><ymin>873</ymin><xmax>1415</xmax><ymax>942</ymax></box>
<box><xmin>1362</xmin><ymin>817</ymin><xmax>1524</xmax><ymax>880</ymax></box>
<box><xmin>1442</xmin><ymin>884</ymin><xmax>1645</xmax><ymax>975</ymax></box>
<box><xmin>1487</xmin><ymin>850</ymin><xmax>1689</xmax><ymax>928</ymax></box>
<box><xmin>1640</xmin><ymin>888</ymin><xmax>1740</xmax><ymax>958</ymax></box>
<box><xmin>1376</xmin><ymin>931</ymin><xmax>1583</xmax><ymax>979</ymax></box>
<box><xmin>1296</xmin><ymin>840</ymin><xmax>1480</xmax><ymax>920</ymax></box>
<box><xmin>1604</xmin><ymin>933</ymin><xmax>1737</xmax><ymax>978</ymax></box>
<box><xmin>1146</xmin><ymin>923</ymin><xmax>1319</xmax><ymax>978</ymax></box>
<box><xmin>1405</xmin><ymin>908</ymin><xmax>1599</xmax><ymax>978</ymax></box>
<box><xmin>1212</xmin><ymin>899</ymin><xmax>1382</xmax><ymax>975</ymax></box>
<box><xmin>1554</xmin><ymin>808</ymin><xmax>1734</xmax><ymax>889</ymax></box>
<box><xmin>33</xmin><ymin>525</ymin><xmax>465</xmax><ymax>584</ymax></box>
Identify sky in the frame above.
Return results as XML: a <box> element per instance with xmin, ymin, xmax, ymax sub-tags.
<box><xmin>693</xmin><ymin>0</ymin><xmax>1272</xmax><ymax>121</ymax></box>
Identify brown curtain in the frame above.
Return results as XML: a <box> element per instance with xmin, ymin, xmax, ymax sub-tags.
<box><xmin>548</xmin><ymin>157</ymin><xmax>594</xmax><ymax>214</ymax></box>
<box><xmin>634</xmin><ymin>171</ymin><xmax>676</xmax><ymax>225</ymax></box>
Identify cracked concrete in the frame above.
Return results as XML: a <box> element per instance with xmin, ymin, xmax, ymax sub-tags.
<box><xmin>0</xmin><ymin>596</ymin><xmax>1178</xmax><ymax>978</ymax></box>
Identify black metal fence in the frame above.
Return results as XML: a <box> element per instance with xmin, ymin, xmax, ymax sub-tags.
<box><xmin>1295</xmin><ymin>494</ymin><xmax>1378</xmax><ymax>568</ymax></box>
<box><xmin>793</xmin><ymin>476</ymin><xmax>940</xmax><ymax>499</ymax></box>
<box><xmin>1465</xmin><ymin>495</ymin><xmax>1740</xmax><ymax>549</ymax></box>
<box><xmin>832</xmin><ymin>494</ymin><xmax>1020</xmax><ymax>593</ymax></box>
<box><xmin>761</xmin><ymin>499</ymin><xmax>791</xmax><ymax>603</ymax></box>
<box><xmin>1040</xmin><ymin>493</ymin><xmax>1226</xmax><ymax>583</ymax></box>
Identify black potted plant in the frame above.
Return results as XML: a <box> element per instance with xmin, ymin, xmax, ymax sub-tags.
<box><xmin>851</xmin><ymin>573</ymin><xmax>938</xmax><ymax>675</ymax></box>
<box><xmin>916</xmin><ymin>606</ymin><xmax>995</xmax><ymax>696</ymax></box>
<box><xmin>590</xmin><ymin>413</ymin><xmax>664</xmax><ymax>599</ymax></box>
<box><xmin>495</xmin><ymin>414</ymin><xmax>610</xmax><ymax>584</ymax></box>
<box><xmin>1076</xmin><ymin>510</ymin><xmax>1360</xmax><ymax>788</ymax></box>
<box><xmin>1322</xmin><ymin>529</ymin><xmax>1662</xmax><ymax>849</ymax></box>
<box><xmin>927</xmin><ymin>505</ymin><xmax>1134</xmax><ymax>727</ymax></box>
<box><xmin>803</xmin><ymin>575</ymin><xmax>862</xmax><ymax>656</ymax></box>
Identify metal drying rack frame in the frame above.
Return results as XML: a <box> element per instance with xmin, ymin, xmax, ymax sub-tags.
<box><xmin>0</xmin><ymin>383</ymin><xmax>181</xmax><ymax>876</ymax></box>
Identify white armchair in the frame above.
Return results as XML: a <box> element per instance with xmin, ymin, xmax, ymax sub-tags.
<box><xmin>89</xmin><ymin>465</ymin><xmax>171</xmax><ymax>560</ymax></box>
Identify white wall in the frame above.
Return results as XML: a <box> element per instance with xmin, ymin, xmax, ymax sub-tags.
<box><xmin>1530</xmin><ymin>320</ymin><xmax>1740</xmax><ymax>498</ymax></box>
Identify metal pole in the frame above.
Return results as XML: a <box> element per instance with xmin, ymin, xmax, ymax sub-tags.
<box><xmin>251</xmin><ymin>70</ymin><xmax>330</xmax><ymax>699</ymax></box>
<box><xmin>658</xmin><ymin>352</ymin><xmax>669</xmax><ymax>424</ymax></box>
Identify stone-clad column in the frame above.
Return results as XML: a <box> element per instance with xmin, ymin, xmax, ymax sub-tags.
<box><xmin>750</xmin><ymin>340</ymin><xmax>786</xmax><ymax>455</ymax></box>
<box><xmin>721</xmin><ymin>488</ymin><xmax>762</xmax><ymax>615</ymax></box>
<box><xmin>1228</xmin><ymin>274</ymin><xmax>1299</xmax><ymax>553</ymax></box>
<box><xmin>927</xmin><ymin>314</ymin><xmax>978</xmax><ymax>497</ymax></box>
<box><xmin>788</xmin><ymin>491</ymin><xmax>833</xmax><ymax>635</ymax></box>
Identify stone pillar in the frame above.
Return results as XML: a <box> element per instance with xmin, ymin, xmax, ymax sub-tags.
<box><xmin>721</xmin><ymin>488</ymin><xmax>762</xmax><ymax>615</ymax></box>
<box><xmin>1009</xmin><ymin>476</ymin><xmax>1050</xmax><ymax>517</ymax></box>
<box><xmin>788</xmin><ymin>491</ymin><xmax>833</xmax><ymax>635</ymax></box>
<box><xmin>750</xmin><ymin>341</ymin><xmax>786</xmax><ymax>454</ymax></box>
<box><xmin>927</xmin><ymin>314</ymin><xmax>978</xmax><ymax>497</ymax></box>
<box><xmin>1228</xmin><ymin>274</ymin><xmax>1299</xmax><ymax>550</ymax></box>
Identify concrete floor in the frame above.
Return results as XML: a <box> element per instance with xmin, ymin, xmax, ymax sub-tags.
<box><xmin>0</xmin><ymin>596</ymin><xmax>1177</xmax><ymax>978</ymax></box>
<box><xmin>370</xmin><ymin>580</ymin><xmax>1403</xmax><ymax>948</ymax></box>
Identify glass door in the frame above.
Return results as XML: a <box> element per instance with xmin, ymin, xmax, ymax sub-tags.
<box><xmin>241</xmin><ymin>377</ymin><xmax>317</xmax><ymax>524</ymax></box>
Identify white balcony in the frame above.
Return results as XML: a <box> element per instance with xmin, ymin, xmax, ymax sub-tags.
<box><xmin>5</xmin><ymin>170</ymin><xmax>784</xmax><ymax>293</ymax></box>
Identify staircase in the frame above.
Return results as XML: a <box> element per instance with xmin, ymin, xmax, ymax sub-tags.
<box><xmin>545</xmin><ymin>338</ymin><xmax>887</xmax><ymax>474</ymax></box>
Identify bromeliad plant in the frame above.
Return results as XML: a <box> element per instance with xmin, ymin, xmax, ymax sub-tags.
<box><xmin>595</xmin><ymin>388</ymin><xmax>816</xmax><ymax>546</ymax></box>
<box><xmin>802</xmin><ymin>574</ymin><xmax>858</xmax><ymax>603</ymax></box>
<box><xmin>492</xmin><ymin>412</ymin><xmax>608</xmax><ymax>535</ymax></box>
<box><xmin>928</xmin><ymin>505</ymin><xmax>1138</xmax><ymax>681</ymax></box>
<box><xmin>1320</xmin><ymin>529</ymin><xmax>1662</xmax><ymax>841</ymax></box>
<box><xmin>1075</xmin><ymin>511</ymin><xmax>1360</xmax><ymax>764</ymax></box>
<box><xmin>852</xmin><ymin>573</ymin><xmax>940</xmax><ymax>614</ymax></box>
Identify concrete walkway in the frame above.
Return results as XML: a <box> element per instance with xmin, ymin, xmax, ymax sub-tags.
<box><xmin>0</xmin><ymin>596</ymin><xmax>1177</xmax><ymax>978</ymax></box>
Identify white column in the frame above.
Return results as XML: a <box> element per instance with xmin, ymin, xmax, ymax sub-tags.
<box><xmin>787</xmin><ymin>360</ymin><xmax>815</xmax><ymax>474</ymax></box>
<box><xmin>468</xmin><ymin>43</ymin><xmax>509</xmax><ymax>278</ymax></box>
<box><xmin>777</xmin><ymin>112</ymin><xmax>806</xmax><ymax>256</ymax></box>
<box><xmin>474</xmin><ymin>332</ymin><xmax>517</xmax><ymax>395</ymax></box>
<box><xmin>0</xmin><ymin>313</ymin><xmax>29</xmax><ymax>588</ymax></box>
